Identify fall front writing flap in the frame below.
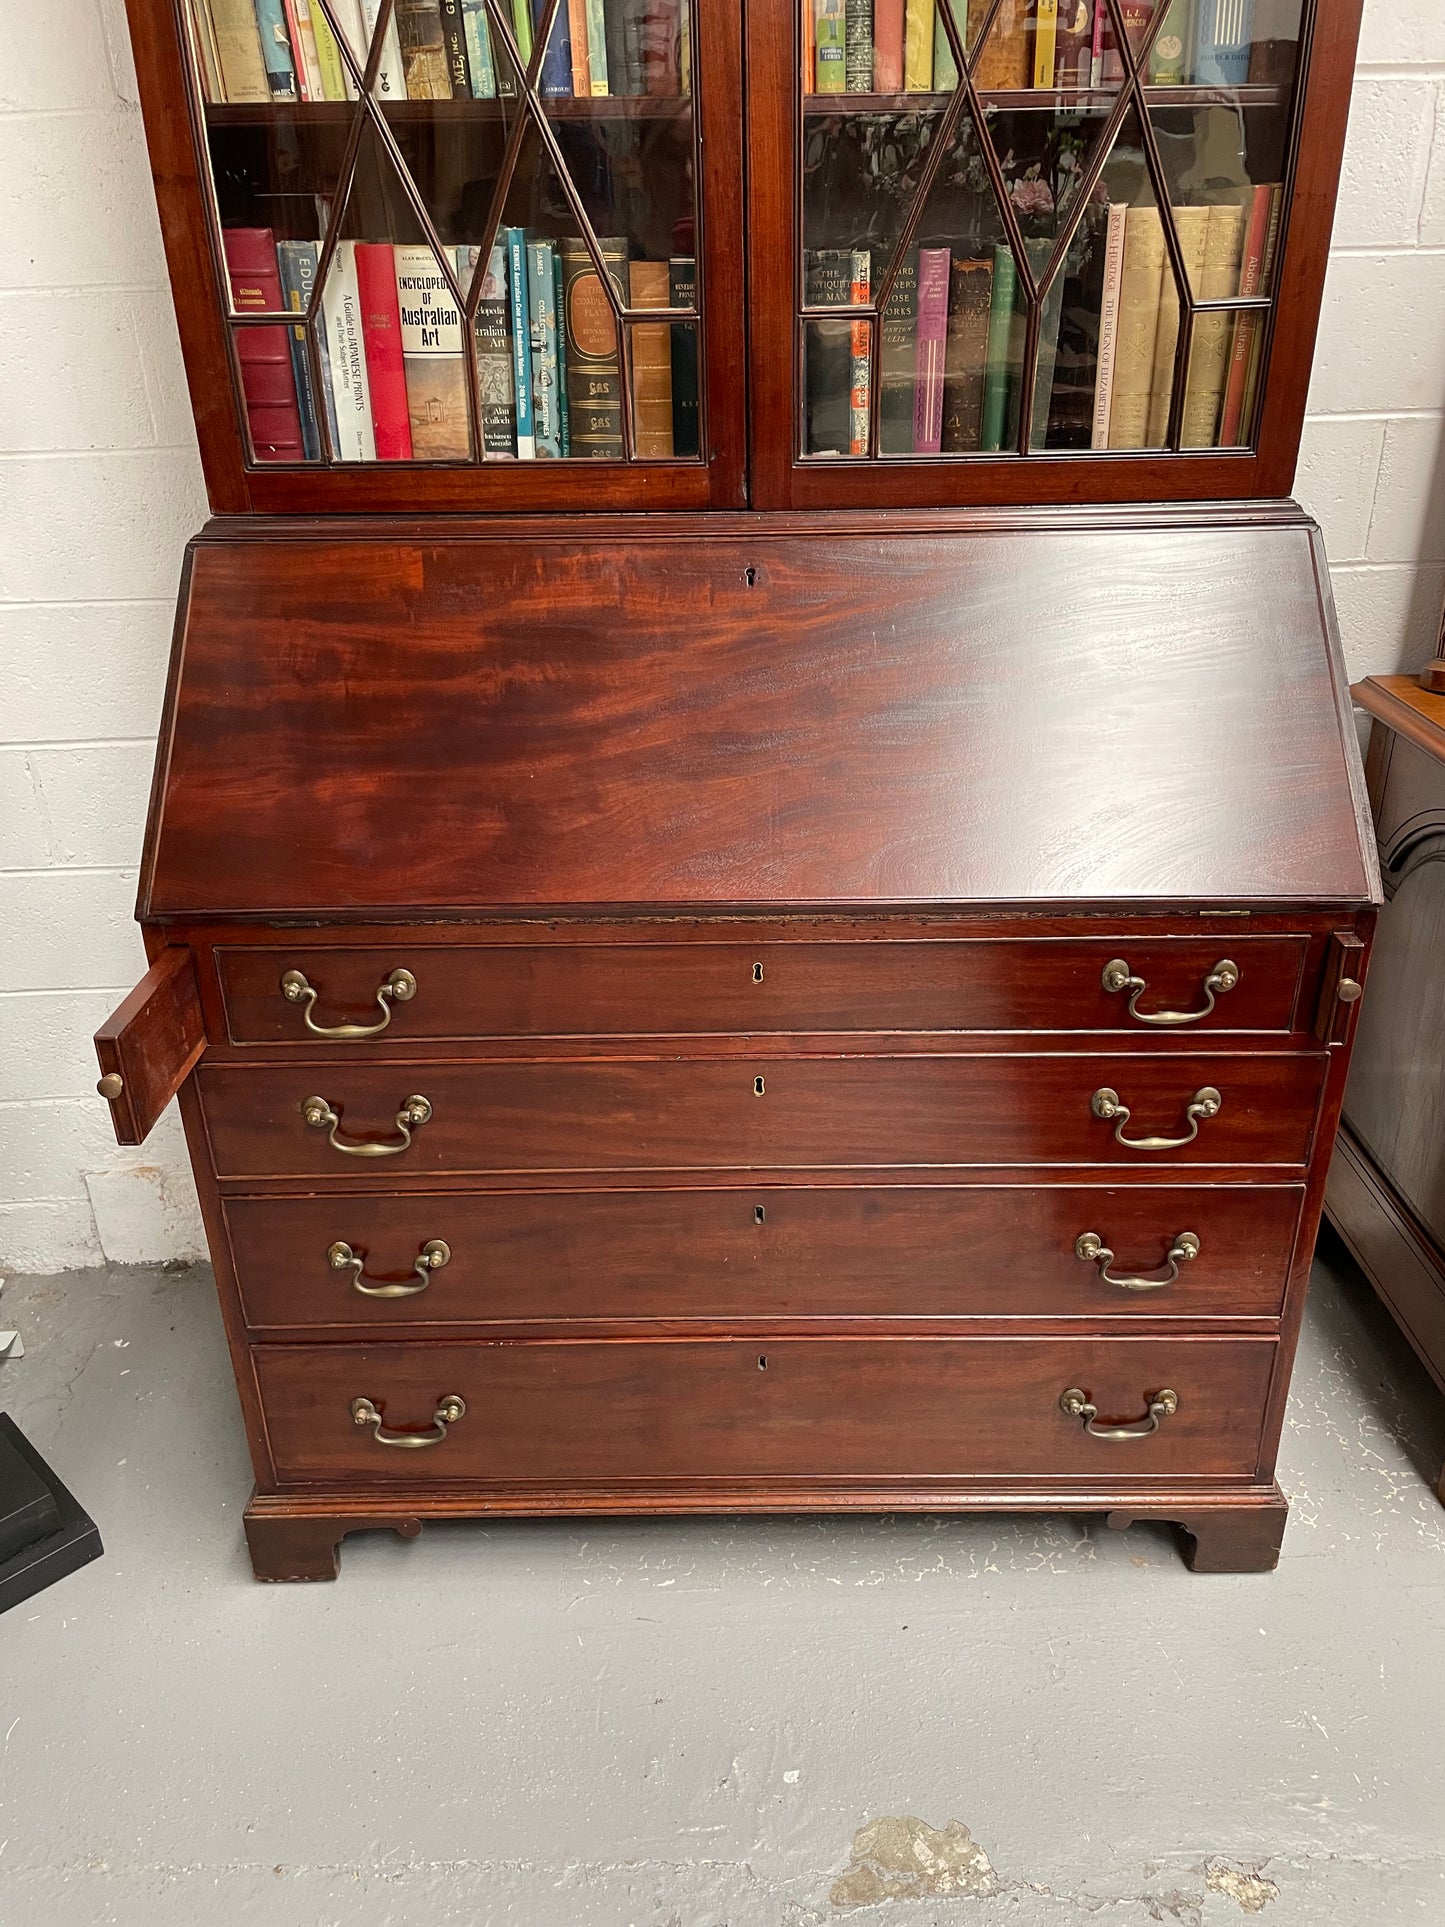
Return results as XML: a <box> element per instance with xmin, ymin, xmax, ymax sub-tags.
<box><xmin>140</xmin><ymin>512</ymin><xmax>1379</xmax><ymax>918</ymax></box>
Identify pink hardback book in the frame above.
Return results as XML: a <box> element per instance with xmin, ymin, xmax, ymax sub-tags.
<box><xmin>913</xmin><ymin>246</ymin><xmax>951</xmax><ymax>454</ymax></box>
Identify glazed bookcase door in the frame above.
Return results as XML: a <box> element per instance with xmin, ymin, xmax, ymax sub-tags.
<box><xmin>125</xmin><ymin>0</ymin><xmax>745</xmax><ymax>510</ymax></box>
<box><xmin>748</xmin><ymin>0</ymin><xmax>1362</xmax><ymax>507</ymax></box>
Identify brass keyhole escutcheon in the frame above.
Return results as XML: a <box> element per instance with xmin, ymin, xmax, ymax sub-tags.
<box><xmin>754</xmin><ymin>1075</ymin><xmax>766</xmax><ymax>1096</ymax></box>
<box><xmin>752</xmin><ymin>962</ymin><xmax>764</xmax><ymax>983</ymax></box>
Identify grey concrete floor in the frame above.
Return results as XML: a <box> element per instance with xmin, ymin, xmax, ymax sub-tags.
<box><xmin>1</xmin><ymin>1235</ymin><xmax>1443</xmax><ymax>1927</ymax></box>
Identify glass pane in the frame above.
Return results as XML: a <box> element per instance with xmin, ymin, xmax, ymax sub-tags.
<box><xmin>1149</xmin><ymin>103</ymin><xmax>1289</xmax><ymax>300</ymax></box>
<box><xmin>1086</xmin><ymin>108</ymin><xmax>1180</xmax><ymax>450</ymax></box>
<box><xmin>628</xmin><ymin>310</ymin><xmax>700</xmax><ymax>459</ymax></box>
<box><xmin>803</xmin><ymin>259</ymin><xmax>870</xmax><ymax>456</ymax></box>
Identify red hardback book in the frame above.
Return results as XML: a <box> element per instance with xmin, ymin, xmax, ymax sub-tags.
<box><xmin>221</xmin><ymin>227</ymin><xmax>304</xmax><ymax>463</ymax></box>
<box><xmin>873</xmin><ymin>0</ymin><xmax>905</xmax><ymax>91</ymax></box>
<box><xmin>354</xmin><ymin>242</ymin><xmax>414</xmax><ymax>461</ymax></box>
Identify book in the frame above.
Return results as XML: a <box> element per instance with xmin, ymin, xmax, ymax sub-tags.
<box><xmin>322</xmin><ymin>0</ymin><xmax>368</xmax><ymax>96</ymax></box>
<box><xmin>934</xmin><ymin>0</ymin><xmax>958</xmax><ymax>90</ymax></box>
<box><xmin>360</xmin><ymin>0</ymin><xmax>407</xmax><ymax>96</ymax></box>
<box><xmin>1029</xmin><ymin>256</ymin><xmax>1069</xmax><ymax>448</ymax></box>
<box><xmin>554</xmin><ymin>249</ymin><xmax>571</xmax><ymax>452</ymax></box>
<box><xmin>566</xmin><ymin>0</ymin><xmax>592</xmax><ymax>93</ymax></box>
<box><xmin>308</xmin><ymin>0</ymin><xmax>351</xmax><ymax>95</ymax></box>
<box><xmin>618</xmin><ymin>0</ymin><xmax>648</xmax><ymax>92</ymax></box>
<box><xmin>437</xmin><ymin>0</ymin><xmax>473</xmax><ymax>93</ymax></box>
<box><xmin>1053</xmin><ymin>0</ymin><xmax>1092</xmax><ymax>84</ymax></box>
<box><xmin>209</xmin><ymin>0</ymin><xmax>270</xmax><ymax>101</ymax></box>
<box><xmin>1032</xmin><ymin>0</ymin><xmax>1057</xmax><ymax>87</ymax></box>
<box><xmin>904</xmin><ymin>0</ymin><xmax>934</xmax><ymax>89</ymax></box>
<box><xmin>511</xmin><ymin>0</ymin><xmax>533</xmax><ymax>65</ymax></box>
<box><xmin>253</xmin><ymin>0</ymin><xmax>299</xmax><ymax>97</ymax></box>
<box><xmin>979</xmin><ymin>243</ymin><xmax>1018</xmax><ymax>452</ymax></box>
<box><xmin>629</xmin><ymin>260</ymin><xmax>674</xmax><ymax>457</ymax></box>
<box><xmin>276</xmin><ymin>239</ymin><xmax>323</xmax><ymax>460</ymax></box>
<box><xmin>913</xmin><ymin>246</ymin><xmax>950</xmax><ymax>453</ymax></box>
<box><xmin>319</xmin><ymin>240</ymin><xmax>376</xmax><ymax>459</ymax></box>
<box><xmin>803</xmin><ymin>249</ymin><xmax>854</xmax><ymax>455</ymax></box>
<box><xmin>526</xmin><ymin>239</ymin><xmax>564</xmax><ymax>456</ymax></box>
<box><xmin>584</xmin><ymin>0</ymin><xmax>609</xmax><ymax>91</ymax></box>
<box><xmin>973</xmin><ymin>0</ymin><xmax>1029</xmax><ymax>87</ymax></box>
<box><xmin>846</xmin><ymin>0</ymin><xmax>873</xmax><ymax>89</ymax></box>
<box><xmin>878</xmin><ymin>252</ymin><xmax>919</xmax><ymax>454</ymax></box>
<box><xmin>355</xmin><ymin>241</ymin><xmax>414</xmax><ymax>458</ymax></box>
<box><xmin>186</xmin><ymin>0</ymin><xmax>222</xmax><ymax>102</ymax></box>
<box><xmin>668</xmin><ymin>255</ymin><xmax>700</xmax><ymax>457</ymax></box>
<box><xmin>536</xmin><ymin>0</ymin><xmax>573</xmax><ymax>94</ymax></box>
<box><xmin>814</xmin><ymin>0</ymin><xmax>846</xmax><ymax>91</ymax></box>
<box><xmin>1106</xmin><ymin>203</ymin><xmax>1164</xmax><ymax>447</ymax></box>
<box><xmin>849</xmin><ymin>248</ymin><xmax>871</xmax><ymax>455</ymax></box>
<box><xmin>1089</xmin><ymin>201</ymin><xmax>1127</xmax><ymax>448</ymax></box>
<box><xmin>461</xmin><ymin>241</ymin><xmax>517</xmax><ymax>453</ymax></box>
<box><xmin>1181</xmin><ymin>197</ymin><xmax>1247</xmax><ymax>445</ymax></box>
<box><xmin>1236</xmin><ymin>184</ymin><xmax>1282</xmax><ymax>442</ymax></box>
<box><xmin>506</xmin><ymin>228</ymin><xmax>536</xmax><ymax>456</ymax></box>
<box><xmin>1044</xmin><ymin>203</ymin><xmax>1110</xmax><ymax>446</ymax></box>
<box><xmin>805</xmin><ymin>0</ymin><xmax>816</xmax><ymax>88</ymax></box>
<box><xmin>282</xmin><ymin>0</ymin><xmax>325</xmax><ymax>97</ymax></box>
<box><xmin>604</xmin><ymin>0</ymin><xmax>627</xmax><ymax>94</ymax></box>
<box><xmin>1246</xmin><ymin>0</ymin><xmax>1297</xmax><ymax>84</ymax></box>
<box><xmin>1217</xmin><ymin>181</ymin><xmax>1273</xmax><ymax>446</ymax></box>
<box><xmin>873</xmin><ymin>0</ymin><xmax>905</xmax><ymax>90</ymax></box>
<box><xmin>1147</xmin><ymin>0</ymin><xmax>1192</xmax><ymax>79</ymax></box>
<box><xmin>222</xmin><ymin>227</ymin><xmax>305</xmax><ymax>461</ymax></box>
<box><xmin>1193</xmin><ymin>0</ymin><xmax>1253</xmax><ymax>84</ymax></box>
<box><xmin>560</xmin><ymin>234</ymin><xmax>628</xmax><ymax>455</ymax></box>
<box><xmin>461</xmin><ymin>0</ymin><xmax>498</xmax><ymax>93</ymax></box>
<box><xmin>1099</xmin><ymin>0</ymin><xmax>1152</xmax><ymax>81</ymax></box>
<box><xmin>1145</xmin><ymin>202</ymin><xmax>1207</xmax><ymax>445</ymax></box>
<box><xmin>395</xmin><ymin>0</ymin><xmax>451</xmax><ymax>95</ymax></box>
<box><xmin>940</xmin><ymin>254</ymin><xmax>992</xmax><ymax>452</ymax></box>
<box><xmin>394</xmin><ymin>245</ymin><xmax>470</xmax><ymax>458</ymax></box>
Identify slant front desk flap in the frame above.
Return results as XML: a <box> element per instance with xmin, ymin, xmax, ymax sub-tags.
<box><xmin>141</xmin><ymin>514</ymin><xmax>1376</xmax><ymax>919</ymax></box>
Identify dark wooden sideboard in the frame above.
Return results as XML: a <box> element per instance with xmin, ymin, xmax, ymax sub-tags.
<box><xmin>1327</xmin><ymin>675</ymin><xmax>1445</xmax><ymax>1495</ymax></box>
<box><xmin>94</xmin><ymin>508</ymin><xmax>1376</xmax><ymax>1578</ymax></box>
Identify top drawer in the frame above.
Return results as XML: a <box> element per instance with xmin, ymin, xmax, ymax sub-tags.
<box><xmin>216</xmin><ymin>937</ymin><xmax>1309</xmax><ymax>1045</ymax></box>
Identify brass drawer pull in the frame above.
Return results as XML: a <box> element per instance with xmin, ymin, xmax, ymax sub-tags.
<box><xmin>328</xmin><ymin>1238</ymin><xmax>450</xmax><ymax>1297</ymax></box>
<box><xmin>1090</xmin><ymin>1085</ymin><xmax>1221</xmax><ymax>1152</ymax></box>
<box><xmin>1102</xmin><ymin>956</ymin><xmax>1238</xmax><ymax>1027</ymax></box>
<box><xmin>1060</xmin><ymin>1386</ymin><xmax>1178</xmax><ymax>1439</ymax></box>
<box><xmin>281</xmin><ymin>966</ymin><xmax>416</xmax><ymax>1039</ymax></box>
<box><xmin>301</xmin><ymin>1093</ymin><xmax>432</xmax><ymax>1157</ymax></box>
<box><xmin>350</xmin><ymin>1393</ymin><xmax>465</xmax><ymax>1448</ymax></box>
<box><xmin>1075</xmin><ymin>1229</ymin><xmax>1200</xmax><ymax>1291</ymax></box>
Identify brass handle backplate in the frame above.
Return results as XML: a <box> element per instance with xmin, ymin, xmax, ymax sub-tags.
<box><xmin>1101</xmin><ymin>956</ymin><xmax>1238</xmax><ymax>1027</ymax></box>
<box><xmin>1075</xmin><ymin>1230</ymin><xmax>1200</xmax><ymax>1291</ymax></box>
<box><xmin>302</xmin><ymin>1093</ymin><xmax>432</xmax><ymax>1158</ymax></box>
<box><xmin>1091</xmin><ymin>1085</ymin><xmax>1221</xmax><ymax>1152</ymax></box>
<box><xmin>350</xmin><ymin>1393</ymin><xmax>465</xmax><ymax>1448</ymax></box>
<box><xmin>1060</xmin><ymin>1386</ymin><xmax>1178</xmax><ymax>1439</ymax></box>
<box><xmin>329</xmin><ymin>1238</ymin><xmax>450</xmax><ymax>1297</ymax></box>
<box><xmin>281</xmin><ymin>966</ymin><xmax>416</xmax><ymax>1039</ymax></box>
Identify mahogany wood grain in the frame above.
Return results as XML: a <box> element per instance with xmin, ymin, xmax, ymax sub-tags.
<box><xmin>223</xmin><ymin>1182</ymin><xmax>1306</xmax><ymax>1330</ymax></box>
<box><xmin>254</xmin><ymin>1334</ymin><xmax>1278</xmax><ymax>1484</ymax></box>
<box><xmin>1107</xmin><ymin>1491</ymin><xmax>1289</xmax><ymax>1572</ymax></box>
<box><xmin>94</xmin><ymin>948</ymin><xmax>206</xmax><ymax>1144</ymax></box>
<box><xmin>216</xmin><ymin>935</ymin><xmax>1310</xmax><ymax>1044</ymax></box>
<box><xmin>196</xmin><ymin>1051</ymin><xmax>1328</xmax><ymax>1179</ymax></box>
<box><xmin>142</xmin><ymin>520</ymin><xmax>1374</xmax><ymax>918</ymax></box>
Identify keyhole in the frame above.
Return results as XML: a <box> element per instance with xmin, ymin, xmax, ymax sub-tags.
<box><xmin>752</xmin><ymin>962</ymin><xmax>764</xmax><ymax>984</ymax></box>
<box><xmin>754</xmin><ymin>1075</ymin><xmax>766</xmax><ymax>1096</ymax></box>
<box><xmin>758</xmin><ymin>1355</ymin><xmax>768</xmax><ymax>1370</ymax></box>
<box><xmin>744</xmin><ymin>566</ymin><xmax>758</xmax><ymax>587</ymax></box>
<box><xmin>754</xmin><ymin>1204</ymin><xmax>766</xmax><ymax>1225</ymax></box>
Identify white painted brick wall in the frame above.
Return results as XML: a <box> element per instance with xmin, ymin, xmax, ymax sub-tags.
<box><xmin>1</xmin><ymin>0</ymin><xmax>1444</xmax><ymax>1271</ymax></box>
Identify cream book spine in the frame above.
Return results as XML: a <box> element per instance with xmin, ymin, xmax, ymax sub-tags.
<box><xmin>210</xmin><ymin>0</ymin><xmax>271</xmax><ymax>101</ymax></box>
<box><xmin>1090</xmin><ymin>202</ymin><xmax>1128</xmax><ymax>450</ymax></box>
<box><xmin>1145</xmin><ymin>203</ymin><xmax>1208</xmax><ymax>446</ymax></box>
<box><xmin>1181</xmin><ymin>199</ymin><xmax>1248</xmax><ymax>446</ymax></box>
<box><xmin>1106</xmin><ymin>205</ymin><xmax>1165</xmax><ymax>450</ymax></box>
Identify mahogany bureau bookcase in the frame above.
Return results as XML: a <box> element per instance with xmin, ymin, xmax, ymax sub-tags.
<box><xmin>99</xmin><ymin>0</ymin><xmax>1376</xmax><ymax>1578</ymax></box>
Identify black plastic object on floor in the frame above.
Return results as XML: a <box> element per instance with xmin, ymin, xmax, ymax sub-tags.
<box><xmin>0</xmin><ymin>1414</ymin><xmax>102</xmax><ymax>1614</ymax></box>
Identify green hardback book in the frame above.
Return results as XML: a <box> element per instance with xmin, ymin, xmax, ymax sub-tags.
<box><xmin>980</xmin><ymin>243</ymin><xmax>1018</xmax><ymax>452</ymax></box>
<box><xmin>845</xmin><ymin>0</ymin><xmax>872</xmax><ymax>88</ymax></box>
<box><xmin>814</xmin><ymin>0</ymin><xmax>846</xmax><ymax>92</ymax></box>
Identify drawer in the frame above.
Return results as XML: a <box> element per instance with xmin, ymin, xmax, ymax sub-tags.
<box><xmin>225</xmin><ymin>1184</ymin><xmax>1305</xmax><ymax>1329</ymax></box>
<box><xmin>198</xmin><ymin>1053</ymin><xmax>1327</xmax><ymax>1179</ymax></box>
<box><xmin>255</xmin><ymin>1335</ymin><xmax>1277</xmax><ymax>1483</ymax></box>
<box><xmin>216</xmin><ymin>937</ymin><xmax>1310</xmax><ymax>1043</ymax></box>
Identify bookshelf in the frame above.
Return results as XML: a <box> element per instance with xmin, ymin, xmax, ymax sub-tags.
<box><xmin>124</xmin><ymin>0</ymin><xmax>1359</xmax><ymax>512</ymax></box>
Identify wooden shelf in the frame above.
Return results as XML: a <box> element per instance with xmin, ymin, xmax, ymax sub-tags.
<box><xmin>801</xmin><ymin>83</ymin><xmax>1287</xmax><ymax>115</ymax></box>
<box><xmin>205</xmin><ymin>94</ymin><xmax>693</xmax><ymax>128</ymax></box>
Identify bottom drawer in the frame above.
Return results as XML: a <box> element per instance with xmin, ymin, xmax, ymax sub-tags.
<box><xmin>255</xmin><ymin>1336</ymin><xmax>1277</xmax><ymax>1484</ymax></box>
